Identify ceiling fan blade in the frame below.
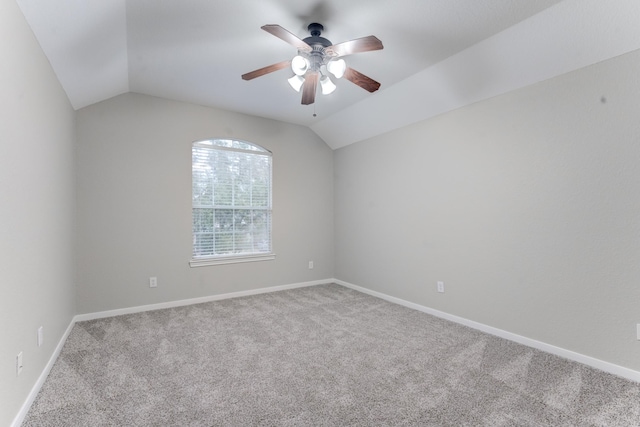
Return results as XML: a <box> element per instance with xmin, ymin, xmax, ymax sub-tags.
<box><xmin>301</xmin><ymin>72</ymin><xmax>319</xmax><ymax>105</ymax></box>
<box><xmin>262</xmin><ymin>25</ymin><xmax>312</xmax><ymax>52</ymax></box>
<box><xmin>242</xmin><ymin>60</ymin><xmax>291</xmax><ymax>81</ymax></box>
<box><xmin>325</xmin><ymin>35</ymin><xmax>383</xmax><ymax>57</ymax></box>
<box><xmin>344</xmin><ymin>67</ymin><xmax>381</xmax><ymax>93</ymax></box>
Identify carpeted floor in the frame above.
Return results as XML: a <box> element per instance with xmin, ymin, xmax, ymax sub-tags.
<box><xmin>23</xmin><ymin>283</ymin><xmax>640</xmax><ymax>426</ymax></box>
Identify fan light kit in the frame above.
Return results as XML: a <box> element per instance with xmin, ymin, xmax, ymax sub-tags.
<box><xmin>287</xmin><ymin>54</ymin><xmax>343</xmax><ymax>94</ymax></box>
<box><xmin>242</xmin><ymin>23</ymin><xmax>383</xmax><ymax>105</ymax></box>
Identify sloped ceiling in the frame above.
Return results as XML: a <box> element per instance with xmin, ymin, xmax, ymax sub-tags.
<box><xmin>16</xmin><ymin>0</ymin><xmax>640</xmax><ymax>149</ymax></box>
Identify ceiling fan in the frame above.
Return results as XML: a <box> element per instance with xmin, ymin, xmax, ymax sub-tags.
<box><xmin>242</xmin><ymin>23</ymin><xmax>383</xmax><ymax>105</ymax></box>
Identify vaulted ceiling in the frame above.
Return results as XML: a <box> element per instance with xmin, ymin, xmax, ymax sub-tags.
<box><xmin>15</xmin><ymin>0</ymin><xmax>640</xmax><ymax>149</ymax></box>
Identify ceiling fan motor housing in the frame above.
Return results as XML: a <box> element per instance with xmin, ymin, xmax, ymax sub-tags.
<box><xmin>301</xmin><ymin>23</ymin><xmax>333</xmax><ymax>71</ymax></box>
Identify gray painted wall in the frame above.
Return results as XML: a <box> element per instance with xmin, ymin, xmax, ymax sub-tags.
<box><xmin>75</xmin><ymin>93</ymin><xmax>334</xmax><ymax>314</ymax></box>
<box><xmin>334</xmin><ymin>49</ymin><xmax>640</xmax><ymax>371</ymax></box>
<box><xmin>5</xmin><ymin>0</ymin><xmax>640</xmax><ymax>421</ymax></box>
<box><xmin>0</xmin><ymin>0</ymin><xmax>76</xmax><ymax>425</ymax></box>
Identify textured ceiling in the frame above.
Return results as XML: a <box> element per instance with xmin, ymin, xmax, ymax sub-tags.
<box><xmin>15</xmin><ymin>0</ymin><xmax>640</xmax><ymax>149</ymax></box>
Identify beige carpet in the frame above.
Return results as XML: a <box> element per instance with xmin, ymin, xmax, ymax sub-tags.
<box><xmin>23</xmin><ymin>283</ymin><xmax>640</xmax><ymax>426</ymax></box>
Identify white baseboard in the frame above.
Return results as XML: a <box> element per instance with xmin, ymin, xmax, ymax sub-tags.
<box><xmin>12</xmin><ymin>278</ymin><xmax>332</xmax><ymax>426</ymax></box>
<box><xmin>74</xmin><ymin>279</ymin><xmax>332</xmax><ymax>322</ymax></box>
<box><xmin>11</xmin><ymin>318</ymin><xmax>75</xmax><ymax>427</ymax></box>
<box><xmin>14</xmin><ymin>276</ymin><xmax>639</xmax><ymax>427</ymax></box>
<box><xmin>334</xmin><ymin>279</ymin><xmax>640</xmax><ymax>383</ymax></box>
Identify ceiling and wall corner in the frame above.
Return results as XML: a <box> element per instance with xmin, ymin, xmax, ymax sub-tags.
<box><xmin>312</xmin><ymin>0</ymin><xmax>640</xmax><ymax>149</ymax></box>
<box><xmin>16</xmin><ymin>0</ymin><xmax>640</xmax><ymax>150</ymax></box>
<box><xmin>15</xmin><ymin>0</ymin><xmax>129</xmax><ymax>109</ymax></box>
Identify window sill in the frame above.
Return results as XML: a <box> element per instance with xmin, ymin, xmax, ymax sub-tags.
<box><xmin>189</xmin><ymin>253</ymin><xmax>276</xmax><ymax>267</ymax></box>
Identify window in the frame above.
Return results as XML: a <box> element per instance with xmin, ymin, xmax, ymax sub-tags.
<box><xmin>190</xmin><ymin>139</ymin><xmax>274</xmax><ymax>267</ymax></box>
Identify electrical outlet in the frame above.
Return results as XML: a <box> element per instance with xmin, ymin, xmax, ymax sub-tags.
<box><xmin>37</xmin><ymin>326</ymin><xmax>43</xmax><ymax>347</ymax></box>
<box><xmin>149</xmin><ymin>277</ymin><xmax>157</xmax><ymax>288</ymax></box>
<box><xmin>308</xmin><ymin>261</ymin><xmax>314</xmax><ymax>269</ymax></box>
<box><xmin>16</xmin><ymin>352</ymin><xmax>23</xmax><ymax>376</ymax></box>
<box><xmin>437</xmin><ymin>281</ymin><xmax>445</xmax><ymax>293</ymax></box>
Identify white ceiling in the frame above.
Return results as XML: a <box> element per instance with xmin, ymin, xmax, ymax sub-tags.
<box><xmin>15</xmin><ymin>0</ymin><xmax>640</xmax><ymax>149</ymax></box>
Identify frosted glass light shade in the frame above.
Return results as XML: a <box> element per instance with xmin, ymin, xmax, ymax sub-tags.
<box><xmin>320</xmin><ymin>75</ymin><xmax>336</xmax><ymax>95</ymax></box>
<box><xmin>288</xmin><ymin>75</ymin><xmax>305</xmax><ymax>92</ymax></box>
<box><xmin>291</xmin><ymin>55</ymin><xmax>309</xmax><ymax>76</ymax></box>
<box><xmin>327</xmin><ymin>59</ymin><xmax>346</xmax><ymax>79</ymax></box>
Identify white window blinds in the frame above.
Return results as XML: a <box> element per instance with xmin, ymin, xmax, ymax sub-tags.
<box><xmin>192</xmin><ymin>139</ymin><xmax>272</xmax><ymax>262</ymax></box>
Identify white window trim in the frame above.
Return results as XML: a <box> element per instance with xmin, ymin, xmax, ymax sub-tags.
<box><xmin>191</xmin><ymin>138</ymin><xmax>273</xmax><ymax>267</ymax></box>
<box><xmin>190</xmin><ymin>253</ymin><xmax>276</xmax><ymax>267</ymax></box>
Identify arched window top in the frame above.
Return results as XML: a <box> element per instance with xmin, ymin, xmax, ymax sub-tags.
<box><xmin>194</xmin><ymin>138</ymin><xmax>271</xmax><ymax>155</ymax></box>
